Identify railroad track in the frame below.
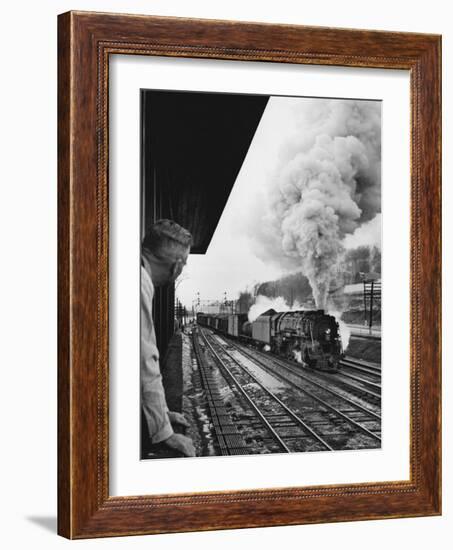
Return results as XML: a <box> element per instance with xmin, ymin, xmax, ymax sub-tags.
<box><xmin>341</xmin><ymin>357</ymin><xmax>381</xmax><ymax>377</ymax></box>
<box><xmin>338</xmin><ymin>358</ymin><xmax>380</xmax><ymax>386</ymax></box>
<box><xmin>192</xmin><ymin>330</ymin><xmax>250</xmax><ymax>455</ymax></box>
<box><xmin>201</xmin><ymin>329</ymin><xmax>381</xmax><ymax>452</ymax></box>
<box><xmin>350</xmin><ymin>332</ymin><xmax>381</xmax><ymax>341</ymax></box>
<box><xmin>326</xmin><ymin>359</ymin><xmax>381</xmax><ymax>396</ymax></box>
<box><xmin>214</xmin><ymin>331</ymin><xmax>381</xmax><ymax>426</ymax></box>
<box><xmin>225</xmin><ymin>335</ymin><xmax>381</xmax><ymax>407</ymax></box>
<box><xmin>200</xmin><ymin>329</ymin><xmax>334</xmax><ymax>453</ymax></box>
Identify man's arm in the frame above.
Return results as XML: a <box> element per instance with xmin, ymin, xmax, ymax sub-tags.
<box><xmin>140</xmin><ymin>275</ymin><xmax>174</xmax><ymax>444</ymax></box>
<box><xmin>141</xmin><ymin>324</ymin><xmax>196</xmax><ymax>456</ymax></box>
<box><xmin>140</xmin><ymin>269</ymin><xmax>195</xmax><ymax>457</ymax></box>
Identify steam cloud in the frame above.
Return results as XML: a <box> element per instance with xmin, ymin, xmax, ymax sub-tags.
<box><xmin>251</xmin><ymin>99</ymin><xmax>381</xmax><ymax>309</ymax></box>
<box><xmin>248</xmin><ymin>294</ymin><xmax>301</xmax><ymax>322</ymax></box>
<box><xmin>343</xmin><ymin>213</ymin><xmax>382</xmax><ymax>250</ymax></box>
<box><xmin>329</xmin><ymin>309</ymin><xmax>352</xmax><ymax>350</ymax></box>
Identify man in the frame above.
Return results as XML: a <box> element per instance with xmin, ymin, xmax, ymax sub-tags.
<box><xmin>141</xmin><ymin>219</ymin><xmax>195</xmax><ymax>457</ymax></box>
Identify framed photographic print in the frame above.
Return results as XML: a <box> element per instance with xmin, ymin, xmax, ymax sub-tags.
<box><xmin>58</xmin><ymin>11</ymin><xmax>441</xmax><ymax>538</ymax></box>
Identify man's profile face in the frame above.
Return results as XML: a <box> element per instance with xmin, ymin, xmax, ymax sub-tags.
<box><xmin>169</xmin><ymin>247</ymin><xmax>189</xmax><ymax>283</ymax></box>
<box><xmin>146</xmin><ymin>242</ymin><xmax>190</xmax><ymax>287</ymax></box>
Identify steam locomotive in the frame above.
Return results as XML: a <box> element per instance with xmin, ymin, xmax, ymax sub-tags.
<box><xmin>197</xmin><ymin>308</ymin><xmax>343</xmax><ymax>372</ymax></box>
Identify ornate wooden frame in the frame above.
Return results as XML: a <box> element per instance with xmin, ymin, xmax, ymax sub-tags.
<box><xmin>58</xmin><ymin>10</ymin><xmax>441</xmax><ymax>539</ymax></box>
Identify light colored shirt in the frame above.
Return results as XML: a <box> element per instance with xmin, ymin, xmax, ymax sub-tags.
<box><xmin>141</xmin><ymin>263</ymin><xmax>173</xmax><ymax>444</ymax></box>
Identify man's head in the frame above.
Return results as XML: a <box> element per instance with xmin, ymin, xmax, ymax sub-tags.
<box><xmin>142</xmin><ymin>219</ymin><xmax>192</xmax><ymax>287</ymax></box>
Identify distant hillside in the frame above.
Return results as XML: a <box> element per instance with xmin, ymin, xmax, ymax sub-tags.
<box><xmin>255</xmin><ymin>272</ymin><xmax>313</xmax><ymax>307</ymax></box>
<box><xmin>237</xmin><ymin>245</ymin><xmax>381</xmax><ymax>325</ymax></box>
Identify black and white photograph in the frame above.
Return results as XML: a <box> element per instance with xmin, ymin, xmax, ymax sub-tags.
<box><xmin>140</xmin><ymin>90</ymin><xmax>382</xmax><ymax>459</ymax></box>
<box><xmin>1</xmin><ymin>0</ymin><xmax>446</xmax><ymax>545</ymax></box>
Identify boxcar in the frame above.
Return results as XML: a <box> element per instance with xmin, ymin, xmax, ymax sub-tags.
<box><xmin>227</xmin><ymin>313</ymin><xmax>247</xmax><ymax>337</ymax></box>
<box><xmin>217</xmin><ymin>314</ymin><xmax>229</xmax><ymax>334</ymax></box>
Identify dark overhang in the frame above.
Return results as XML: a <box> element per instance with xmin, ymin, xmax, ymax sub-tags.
<box><xmin>141</xmin><ymin>89</ymin><xmax>269</xmax><ymax>253</ymax></box>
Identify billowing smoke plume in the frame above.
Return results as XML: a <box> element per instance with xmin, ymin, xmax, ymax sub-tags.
<box><xmin>343</xmin><ymin>213</ymin><xmax>382</xmax><ymax>250</ymax></box>
<box><xmin>251</xmin><ymin>99</ymin><xmax>381</xmax><ymax>309</ymax></box>
<box><xmin>248</xmin><ymin>294</ymin><xmax>301</xmax><ymax>322</ymax></box>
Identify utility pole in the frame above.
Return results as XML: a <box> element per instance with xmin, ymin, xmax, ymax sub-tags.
<box><xmin>363</xmin><ymin>279</ymin><xmax>381</xmax><ymax>333</ymax></box>
<box><xmin>369</xmin><ymin>280</ymin><xmax>374</xmax><ymax>330</ymax></box>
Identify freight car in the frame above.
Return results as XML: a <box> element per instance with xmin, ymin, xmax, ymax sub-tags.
<box><xmin>197</xmin><ymin>309</ymin><xmax>343</xmax><ymax>372</ymax></box>
<box><xmin>197</xmin><ymin>312</ymin><xmax>247</xmax><ymax>336</ymax></box>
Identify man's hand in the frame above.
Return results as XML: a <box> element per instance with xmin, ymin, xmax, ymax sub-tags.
<box><xmin>167</xmin><ymin>410</ymin><xmax>190</xmax><ymax>428</ymax></box>
<box><xmin>163</xmin><ymin>433</ymin><xmax>196</xmax><ymax>457</ymax></box>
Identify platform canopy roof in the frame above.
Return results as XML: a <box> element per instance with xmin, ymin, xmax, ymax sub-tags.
<box><xmin>142</xmin><ymin>90</ymin><xmax>269</xmax><ymax>254</ymax></box>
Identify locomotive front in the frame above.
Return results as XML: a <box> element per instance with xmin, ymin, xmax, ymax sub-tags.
<box><xmin>273</xmin><ymin>310</ymin><xmax>343</xmax><ymax>371</ymax></box>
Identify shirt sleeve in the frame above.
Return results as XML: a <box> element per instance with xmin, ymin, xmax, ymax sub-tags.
<box><xmin>141</xmin><ymin>272</ymin><xmax>174</xmax><ymax>444</ymax></box>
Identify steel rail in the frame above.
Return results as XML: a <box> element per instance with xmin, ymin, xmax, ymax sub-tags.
<box><xmin>203</xmin><ymin>334</ymin><xmax>334</xmax><ymax>452</ymax></box>
<box><xmin>332</xmin><ymin>371</ymin><xmax>381</xmax><ymax>392</ymax></box>
<box><xmin>220</xmin><ymin>336</ymin><xmax>381</xmax><ymax>442</ymax></box>
<box><xmin>341</xmin><ymin>358</ymin><xmax>381</xmax><ymax>377</ymax></box>
<box><xmin>205</xmin><ymin>331</ymin><xmax>334</xmax><ymax>452</ymax></box>
<box><xmin>230</xmin><ymin>338</ymin><xmax>381</xmax><ymax>420</ymax></box>
<box><xmin>200</xmin><ymin>329</ymin><xmax>291</xmax><ymax>453</ymax></box>
<box><xmin>192</xmin><ymin>331</ymin><xmax>230</xmax><ymax>455</ymax></box>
